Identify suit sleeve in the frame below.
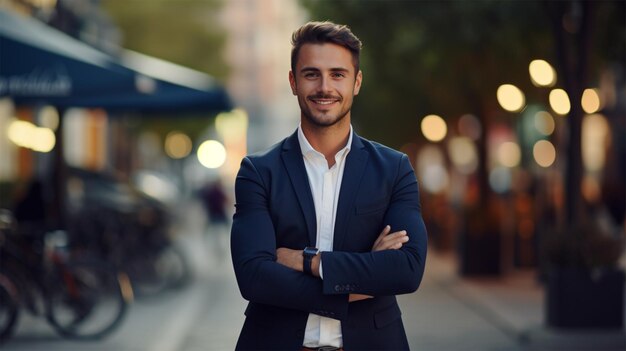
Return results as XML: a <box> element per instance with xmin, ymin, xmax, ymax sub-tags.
<box><xmin>231</xmin><ymin>157</ymin><xmax>350</xmax><ymax>320</ymax></box>
<box><xmin>320</xmin><ymin>154</ymin><xmax>428</xmax><ymax>296</ymax></box>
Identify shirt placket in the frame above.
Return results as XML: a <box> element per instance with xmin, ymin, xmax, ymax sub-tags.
<box><xmin>319</xmin><ymin>168</ymin><xmax>334</xmax><ymax>253</ymax></box>
<box><xmin>319</xmin><ymin>165</ymin><xmax>335</xmax><ymax>344</ymax></box>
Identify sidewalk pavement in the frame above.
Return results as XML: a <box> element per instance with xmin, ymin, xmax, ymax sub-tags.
<box><xmin>417</xmin><ymin>251</ymin><xmax>626</xmax><ymax>351</ymax></box>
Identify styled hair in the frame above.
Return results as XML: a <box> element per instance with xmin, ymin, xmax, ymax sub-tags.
<box><xmin>291</xmin><ymin>21</ymin><xmax>362</xmax><ymax>73</ymax></box>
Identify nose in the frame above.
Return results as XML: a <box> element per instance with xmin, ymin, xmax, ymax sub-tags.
<box><xmin>318</xmin><ymin>75</ymin><xmax>332</xmax><ymax>94</ymax></box>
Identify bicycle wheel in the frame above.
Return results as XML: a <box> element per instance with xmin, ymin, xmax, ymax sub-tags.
<box><xmin>46</xmin><ymin>260</ymin><xmax>133</xmax><ymax>340</ymax></box>
<box><xmin>128</xmin><ymin>245</ymin><xmax>191</xmax><ymax>297</ymax></box>
<box><xmin>0</xmin><ymin>274</ymin><xmax>19</xmax><ymax>342</ymax></box>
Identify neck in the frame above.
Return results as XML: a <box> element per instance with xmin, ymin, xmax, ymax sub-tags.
<box><xmin>301</xmin><ymin>116</ymin><xmax>351</xmax><ymax>167</ymax></box>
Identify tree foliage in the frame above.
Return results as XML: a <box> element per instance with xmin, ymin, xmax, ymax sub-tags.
<box><xmin>102</xmin><ymin>0</ymin><xmax>229</xmax><ymax>81</ymax></box>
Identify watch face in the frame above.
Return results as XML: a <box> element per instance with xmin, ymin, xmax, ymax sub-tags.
<box><xmin>304</xmin><ymin>247</ymin><xmax>319</xmax><ymax>256</ymax></box>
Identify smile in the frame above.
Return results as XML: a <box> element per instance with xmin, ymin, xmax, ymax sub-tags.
<box><xmin>308</xmin><ymin>97</ymin><xmax>340</xmax><ymax>105</ymax></box>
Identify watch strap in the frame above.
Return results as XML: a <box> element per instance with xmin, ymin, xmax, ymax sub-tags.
<box><xmin>303</xmin><ymin>252</ymin><xmax>313</xmax><ymax>275</ymax></box>
<box><xmin>303</xmin><ymin>247</ymin><xmax>318</xmax><ymax>276</ymax></box>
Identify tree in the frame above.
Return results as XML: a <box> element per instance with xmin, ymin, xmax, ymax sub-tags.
<box><xmin>544</xmin><ymin>0</ymin><xmax>625</xmax><ymax>226</ymax></box>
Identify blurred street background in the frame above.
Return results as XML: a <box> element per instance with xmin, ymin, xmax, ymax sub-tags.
<box><xmin>0</xmin><ymin>0</ymin><xmax>625</xmax><ymax>350</ymax></box>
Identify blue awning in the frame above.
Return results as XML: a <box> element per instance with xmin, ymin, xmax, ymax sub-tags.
<box><xmin>0</xmin><ymin>10</ymin><xmax>232</xmax><ymax>113</ymax></box>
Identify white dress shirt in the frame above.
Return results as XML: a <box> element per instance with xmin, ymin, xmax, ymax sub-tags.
<box><xmin>298</xmin><ymin>124</ymin><xmax>352</xmax><ymax>348</ymax></box>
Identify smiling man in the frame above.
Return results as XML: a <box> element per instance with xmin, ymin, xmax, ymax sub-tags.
<box><xmin>231</xmin><ymin>21</ymin><xmax>428</xmax><ymax>350</ymax></box>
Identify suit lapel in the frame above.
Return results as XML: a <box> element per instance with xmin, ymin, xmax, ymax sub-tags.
<box><xmin>333</xmin><ymin>134</ymin><xmax>369</xmax><ymax>250</ymax></box>
<box><xmin>281</xmin><ymin>132</ymin><xmax>317</xmax><ymax>246</ymax></box>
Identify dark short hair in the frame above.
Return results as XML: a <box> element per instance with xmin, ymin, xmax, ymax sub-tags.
<box><xmin>291</xmin><ymin>21</ymin><xmax>362</xmax><ymax>74</ymax></box>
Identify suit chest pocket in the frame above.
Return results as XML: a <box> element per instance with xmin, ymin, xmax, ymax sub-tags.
<box><xmin>346</xmin><ymin>201</ymin><xmax>389</xmax><ymax>251</ymax></box>
<box><xmin>355</xmin><ymin>202</ymin><xmax>388</xmax><ymax>215</ymax></box>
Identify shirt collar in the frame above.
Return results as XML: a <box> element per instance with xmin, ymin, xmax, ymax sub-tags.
<box><xmin>297</xmin><ymin>123</ymin><xmax>353</xmax><ymax>159</ymax></box>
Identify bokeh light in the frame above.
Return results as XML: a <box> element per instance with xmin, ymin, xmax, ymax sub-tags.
<box><xmin>582</xmin><ymin>113</ymin><xmax>609</xmax><ymax>172</ymax></box>
<box><xmin>447</xmin><ymin>137</ymin><xmax>478</xmax><ymax>175</ymax></box>
<box><xmin>528</xmin><ymin>59</ymin><xmax>556</xmax><ymax>87</ymax></box>
<box><xmin>581</xmin><ymin>88</ymin><xmax>601</xmax><ymax>114</ymax></box>
<box><xmin>582</xmin><ymin>175</ymin><xmax>601</xmax><ymax>203</ymax></box>
<box><xmin>420</xmin><ymin>114</ymin><xmax>447</xmax><ymax>142</ymax></box>
<box><xmin>39</xmin><ymin>105</ymin><xmax>59</xmax><ymax>131</ymax></box>
<box><xmin>489</xmin><ymin>167</ymin><xmax>512</xmax><ymax>194</ymax></box>
<box><xmin>497</xmin><ymin>141</ymin><xmax>521</xmax><ymax>168</ymax></box>
<box><xmin>533</xmin><ymin>140</ymin><xmax>556</xmax><ymax>168</ymax></box>
<box><xmin>534</xmin><ymin>111</ymin><xmax>555</xmax><ymax>136</ymax></box>
<box><xmin>549</xmin><ymin>89</ymin><xmax>571</xmax><ymax>115</ymax></box>
<box><xmin>7</xmin><ymin>119</ymin><xmax>55</xmax><ymax>152</ymax></box>
<box><xmin>7</xmin><ymin>119</ymin><xmax>35</xmax><ymax>147</ymax></box>
<box><xmin>31</xmin><ymin>127</ymin><xmax>56</xmax><ymax>152</ymax></box>
<box><xmin>165</xmin><ymin>131</ymin><xmax>192</xmax><ymax>159</ymax></box>
<box><xmin>497</xmin><ymin>84</ymin><xmax>526</xmax><ymax>112</ymax></box>
<box><xmin>197</xmin><ymin>140</ymin><xmax>226</xmax><ymax>169</ymax></box>
<box><xmin>216</xmin><ymin>108</ymin><xmax>249</xmax><ymax>141</ymax></box>
<box><xmin>416</xmin><ymin>145</ymin><xmax>448</xmax><ymax>194</ymax></box>
<box><xmin>422</xmin><ymin>165</ymin><xmax>449</xmax><ymax>194</ymax></box>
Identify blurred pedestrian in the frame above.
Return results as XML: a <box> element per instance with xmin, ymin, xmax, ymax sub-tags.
<box><xmin>230</xmin><ymin>21</ymin><xmax>428</xmax><ymax>350</ymax></box>
<box><xmin>198</xmin><ymin>179</ymin><xmax>231</xmax><ymax>264</ymax></box>
<box><xmin>200</xmin><ymin>180</ymin><xmax>229</xmax><ymax>226</ymax></box>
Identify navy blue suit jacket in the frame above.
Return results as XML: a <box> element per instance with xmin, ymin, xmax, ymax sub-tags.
<box><xmin>231</xmin><ymin>130</ymin><xmax>428</xmax><ymax>350</ymax></box>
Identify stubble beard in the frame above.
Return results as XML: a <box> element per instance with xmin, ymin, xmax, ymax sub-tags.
<box><xmin>299</xmin><ymin>95</ymin><xmax>352</xmax><ymax>128</ymax></box>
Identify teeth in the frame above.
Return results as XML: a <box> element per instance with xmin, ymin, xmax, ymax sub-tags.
<box><xmin>313</xmin><ymin>100</ymin><xmax>335</xmax><ymax>105</ymax></box>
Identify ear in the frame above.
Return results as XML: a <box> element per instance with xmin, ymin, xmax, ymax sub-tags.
<box><xmin>353</xmin><ymin>70</ymin><xmax>363</xmax><ymax>96</ymax></box>
<box><xmin>288</xmin><ymin>70</ymin><xmax>297</xmax><ymax>95</ymax></box>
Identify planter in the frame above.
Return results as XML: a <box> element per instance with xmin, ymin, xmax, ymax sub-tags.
<box><xmin>546</xmin><ymin>267</ymin><xmax>625</xmax><ymax>329</ymax></box>
<box><xmin>459</xmin><ymin>231</ymin><xmax>502</xmax><ymax>276</ymax></box>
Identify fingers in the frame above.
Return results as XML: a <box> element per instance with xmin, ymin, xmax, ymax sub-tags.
<box><xmin>382</xmin><ymin>231</ymin><xmax>409</xmax><ymax>250</ymax></box>
<box><xmin>373</xmin><ymin>225</ymin><xmax>391</xmax><ymax>248</ymax></box>
<box><xmin>349</xmin><ymin>294</ymin><xmax>373</xmax><ymax>302</ymax></box>
<box><xmin>372</xmin><ymin>226</ymin><xmax>409</xmax><ymax>251</ymax></box>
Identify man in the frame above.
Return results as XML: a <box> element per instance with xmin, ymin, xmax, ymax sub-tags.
<box><xmin>231</xmin><ymin>21</ymin><xmax>428</xmax><ymax>350</ymax></box>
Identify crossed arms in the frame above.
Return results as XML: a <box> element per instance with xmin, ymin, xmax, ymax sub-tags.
<box><xmin>275</xmin><ymin>225</ymin><xmax>411</xmax><ymax>302</ymax></box>
<box><xmin>231</xmin><ymin>154</ymin><xmax>427</xmax><ymax>320</ymax></box>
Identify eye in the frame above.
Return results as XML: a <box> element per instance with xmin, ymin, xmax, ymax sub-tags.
<box><xmin>331</xmin><ymin>72</ymin><xmax>346</xmax><ymax>78</ymax></box>
<box><xmin>304</xmin><ymin>72</ymin><xmax>319</xmax><ymax>78</ymax></box>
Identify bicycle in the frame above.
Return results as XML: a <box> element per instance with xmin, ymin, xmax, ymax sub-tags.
<box><xmin>0</xmin><ymin>272</ymin><xmax>19</xmax><ymax>342</ymax></box>
<box><xmin>0</xmin><ymin>209</ymin><xmax>133</xmax><ymax>341</ymax></box>
<box><xmin>70</xmin><ymin>201</ymin><xmax>190</xmax><ymax>297</ymax></box>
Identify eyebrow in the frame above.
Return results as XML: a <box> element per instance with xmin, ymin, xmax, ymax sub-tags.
<box><xmin>299</xmin><ymin>67</ymin><xmax>350</xmax><ymax>74</ymax></box>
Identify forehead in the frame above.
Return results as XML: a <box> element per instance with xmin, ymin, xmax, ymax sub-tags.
<box><xmin>295</xmin><ymin>43</ymin><xmax>355</xmax><ymax>73</ymax></box>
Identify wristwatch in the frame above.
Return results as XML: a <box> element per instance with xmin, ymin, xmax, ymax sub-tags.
<box><xmin>303</xmin><ymin>247</ymin><xmax>319</xmax><ymax>276</ymax></box>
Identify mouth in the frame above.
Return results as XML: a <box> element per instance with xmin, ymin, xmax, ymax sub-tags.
<box><xmin>308</xmin><ymin>95</ymin><xmax>341</xmax><ymax>106</ymax></box>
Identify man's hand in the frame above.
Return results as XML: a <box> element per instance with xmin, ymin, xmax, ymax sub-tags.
<box><xmin>372</xmin><ymin>225</ymin><xmax>409</xmax><ymax>251</ymax></box>
<box><xmin>276</xmin><ymin>247</ymin><xmax>320</xmax><ymax>277</ymax></box>
<box><xmin>348</xmin><ymin>226</ymin><xmax>408</xmax><ymax>303</ymax></box>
